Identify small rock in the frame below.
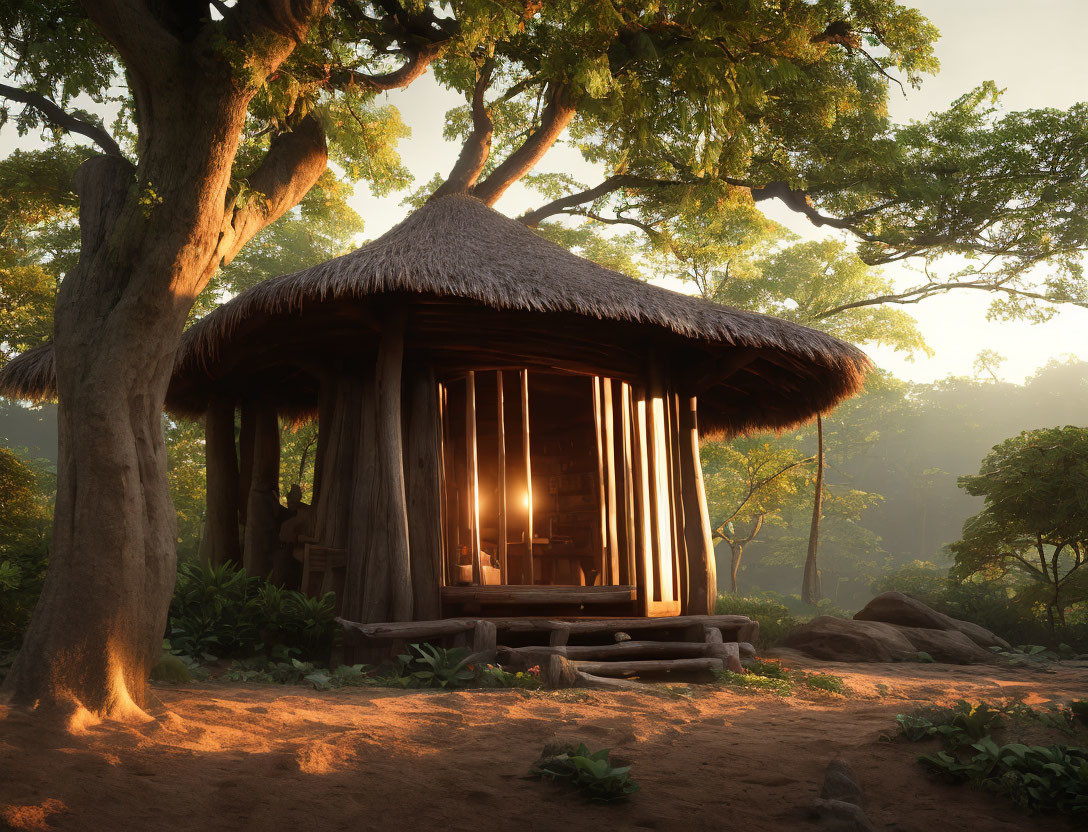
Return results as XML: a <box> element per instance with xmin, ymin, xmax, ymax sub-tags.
<box><xmin>614</xmin><ymin>631</ymin><xmax>631</xmax><ymax>642</ymax></box>
<box><xmin>737</xmin><ymin>641</ymin><xmax>756</xmax><ymax>658</ymax></box>
<box><xmin>820</xmin><ymin>758</ymin><xmax>864</xmax><ymax>805</ymax></box>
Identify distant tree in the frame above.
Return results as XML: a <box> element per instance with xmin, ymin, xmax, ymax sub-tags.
<box><xmin>972</xmin><ymin>349</ymin><xmax>1007</xmax><ymax>382</ymax></box>
<box><xmin>0</xmin><ymin>448</ymin><xmax>53</xmax><ymax>647</ymax></box>
<box><xmin>702</xmin><ymin>437</ymin><xmax>813</xmax><ymax>594</ymax></box>
<box><xmin>950</xmin><ymin>426</ymin><xmax>1088</xmax><ymax>632</ymax></box>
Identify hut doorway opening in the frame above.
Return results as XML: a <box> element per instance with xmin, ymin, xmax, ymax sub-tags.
<box><xmin>439</xmin><ymin>369</ymin><xmax>681</xmax><ymax>618</ymax></box>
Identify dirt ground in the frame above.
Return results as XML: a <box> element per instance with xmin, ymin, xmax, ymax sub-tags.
<box><xmin>1</xmin><ymin>654</ymin><xmax>1085</xmax><ymax>832</ymax></box>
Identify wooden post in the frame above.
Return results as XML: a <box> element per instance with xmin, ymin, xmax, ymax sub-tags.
<box><xmin>666</xmin><ymin>391</ymin><xmax>687</xmax><ymax>611</ymax></box>
<box><xmin>346</xmin><ymin>312</ymin><xmax>413</xmax><ymax>623</ymax></box>
<box><xmin>312</xmin><ymin>373</ymin><xmax>333</xmax><ymax>503</ymax></box>
<box><xmin>406</xmin><ymin>363</ymin><xmax>443</xmax><ymax>621</ymax></box>
<box><xmin>592</xmin><ymin>377</ymin><xmax>608</xmax><ymax>584</ymax></box>
<box><xmin>496</xmin><ymin>371</ymin><xmax>508</xmax><ymax>584</ymax></box>
<box><xmin>440</xmin><ymin>383</ymin><xmax>457</xmax><ymax>584</ymax></box>
<box><xmin>679</xmin><ymin>394</ymin><xmax>717</xmax><ymax>615</ymax></box>
<box><xmin>620</xmin><ymin>383</ymin><xmax>637</xmax><ymax>586</ymax></box>
<box><xmin>242</xmin><ymin>400</ymin><xmax>281</xmax><ymax>580</ymax></box>
<box><xmin>632</xmin><ymin>388</ymin><xmax>654</xmax><ymax>614</ymax></box>
<box><xmin>602</xmin><ymin>378</ymin><xmax>620</xmax><ymax>585</ymax></box>
<box><xmin>313</xmin><ymin>374</ymin><xmax>362</xmax><ymax>556</ymax></box>
<box><xmin>466</xmin><ymin>370</ymin><xmax>482</xmax><ymax>586</ymax></box>
<box><xmin>237</xmin><ymin>399</ymin><xmax>256</xmax><ymax>526</ymax></box>
<box><xmin>199</xmin><ymin>393</ymin><xmax>241</xmax><ymax>566</ymax></box>
<box><xmin>647</xmin><ymin>357</ymin><xmax>675</xmax><ymax>604</ymax></box>
<box><xmin>521</xmin><ymin>369</ymin><xmax>534</xmax><ymax>584</ymax></box>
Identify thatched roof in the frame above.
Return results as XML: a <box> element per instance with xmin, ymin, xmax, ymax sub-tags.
<box><xmin>0</xmin><ymin>194</ymin><xmax>870</xmax><ymax>435</ymax></box>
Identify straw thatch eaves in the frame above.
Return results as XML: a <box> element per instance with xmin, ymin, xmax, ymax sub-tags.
<box><xmin>0</xmin><ymin>194</ymin><xmax>869</xmax><ymax>435</ymax></box>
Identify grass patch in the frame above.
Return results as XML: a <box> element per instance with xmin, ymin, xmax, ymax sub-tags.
<box><xmin>713</xmin><ymin>669</ymin><xmax>793</xmax><ymax>695</ymax></box>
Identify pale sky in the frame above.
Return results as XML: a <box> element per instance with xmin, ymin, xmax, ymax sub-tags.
<box><xmin>4</xmin><ymin>1</ymin><xmax>1087</xmax><ymax>383</ymax></box>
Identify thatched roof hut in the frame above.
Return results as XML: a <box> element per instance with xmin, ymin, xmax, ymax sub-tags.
<box><xmin>0</xmin><ymin>195</ymin><xmax>870</xmax><ymax>651</ymax></box>
<box><xmin>1</xmin><ymin>195</ymin><xmax>867</xmax><ymax>435</ymax></box>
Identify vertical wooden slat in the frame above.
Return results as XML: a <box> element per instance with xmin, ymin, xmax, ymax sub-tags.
<box><xmin>602</xmin><ymin>378</ymin><xmax>620</xmax><ymax>585</ymax></box>
<box><xmin>242</xmin><ymin>400</ymin><xmax>281</xmax><ymax>581</ymax></box>
<box><xmin>667</xmin><ymin>391</ymin><xmax>688</xmax><ymax>610</ymax></box>
<box><xmin>679</xmin><ymin>394</ymin><xmax>717</xmax><ymax>615</ymax></box>
<box><xmin>437</xmin><ymin>382</ymin><xmax>450</xmax><ymax>588</ymax></box>
<box><xmin>496</xmin><ymin>371</ymin><xmax>508</xmax><ymax>584</ymax></box>
<box><xmin>592</xmin><ymin>377</ymin><xmax>608</xmax><ymax>585</ymax></box>
<box><xmin>621</xmin><ymin>383</ymin><xmax>637</xmax><ymax>586</ymax></box>
<box><xmin>647</xmin><ymin>358</ymin><xmax>675</xmax><ymax>603</ymax></box>
<box><xmin>521</xmin><ymin>369</ymin><xmax>534</xmax><ymax>584</ymax></box>
<box><xmin>632</xmin><ymin>388</ymin><xmax>655</xmax><ymax>614</ymax></box>
<box><xmin>466</xmin><ymin>370</ymin><xmax>482</xmax><ymax>586</ymax></box>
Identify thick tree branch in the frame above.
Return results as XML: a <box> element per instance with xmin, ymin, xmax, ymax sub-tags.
<box><xmin>432</xmin><ymin>61</ymin><xmax>495</xmax><ymax>199</ymax></box>
<box><xmin>0</xmin><ymin>83</ymin><xmax>125</xmax><ymax>158</ymax></box>
<box><xmin>472</xmin><ymin>85</ymin><xmax>577</xmax><ymax>206</ymax></box>
<box><xmin>79</xmin><ymin>0</ymin><xmax>181</xmax><ymax>81</ymax></box>
<box><xmin>326</xmin><ymin>40</ymin><xmax>445</xmax><ymax>92</ymax></box>
<box><xmin>218</xmin><ymin>113</ymin><xmax>328</xmax><ymax>265</ymax></box>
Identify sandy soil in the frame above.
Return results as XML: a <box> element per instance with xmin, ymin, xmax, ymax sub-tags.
<box><xmin>1</xmin><ymin>655</ymin><xmax>1085</xmax><ymax>832</ymax></box>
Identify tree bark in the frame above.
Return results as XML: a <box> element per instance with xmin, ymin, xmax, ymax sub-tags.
<box><xmin>199</xmin><ymin>393</ymin><xmax>240</xmax><ymax>565</ymax></box>
<box><xmin>0</xmin><ymin>3</ymin><xmax>329</xmax><ymax>718</ymax></box>
<box><xmin>802</xmin><ymin>414</ymin><xmax>825</xmax><ymax>605</ymax></box>
<box><xmin>242</xmin><ymin>400</ymin><xmax>281</xmax><ymax>580</ymax></box>
<box><xmin>729</xmin><ymin>542</ymin><xmax>743</xmax><ymax>595</ymax></box>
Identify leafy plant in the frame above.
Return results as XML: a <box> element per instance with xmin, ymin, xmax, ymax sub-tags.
<box><xmin>804</xmin><ymin>673</ymin><xmax>847</xmax><ymax>694</ymax></box>
<box><xmin>391</xmin><ymin>643</ymin><xmax>475</xmax><ymax>689</ymax></box>
<box><xmin>530</xmin><ymin>742</ymin><xmax>639</xmax><ymax>803</ymax></box>
<box><xmin>713</xmin><ymin>668</ymin><xmax>792</xmax><ymax>695</ymax></box>
<box><xmin>477</xmin><ymin>663</ymin><xmax>542</xmax><ymax>690</ymax></box>
<box><xmin>167</xmin><ymin>560</ymin><xmax>336</xmax><ymax>662</ymax></box>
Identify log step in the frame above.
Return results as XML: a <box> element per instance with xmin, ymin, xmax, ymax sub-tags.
<box><xmin>572</xmin><ymin>657</ymin><xmax>724</xmax><ymax>677</ymax></box>
<box><xmin>500</xmin><ymin>640</ymin><xmax>712</xmax><ymax>661</ymax></box>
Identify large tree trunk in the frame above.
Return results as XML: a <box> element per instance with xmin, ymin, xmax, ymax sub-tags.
<box><xmin>802</xmin><ymin>414</ymin><xmax>824</xmax><ymax>606</ymax></box>
<box><xmin>0</xmin><ymin>14</ymin><xmax>326</xmax><ymax>715</ymax></box>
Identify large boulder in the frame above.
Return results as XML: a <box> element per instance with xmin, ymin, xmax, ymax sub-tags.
<box><xmin>782</xmin><ymin>616</ymin><xmax>918</xmax><ymax>662</ymax></box>
<box><xmin>854</xmin><ymin>591</ymin><xmax>1010</xmax><ymax>651</ymax></box>
<box><xmin>896</xmin><ymin>626</ymin><xmax>995</xmax><ymax>664</ymax></box>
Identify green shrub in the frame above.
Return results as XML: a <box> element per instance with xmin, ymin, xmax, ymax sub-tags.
<box><xmin>714</xmin><ymin>594</ymin><xmax>796</xmax><ymax>647</ymax></box>
<box><xmin>0</xmin><ymin>449</ymin><xmax>53</xmax><ymax>649</ymax></box>
<box><xmin>222</xmin><ymin>652</ymin><xmax>369</xmax><ymax>690</ymax></box>
<box><xmin>167</xmin><ymin>560</ymin><xmax>336</xmax><ymax>662</ymax></box>
<box><xmin>477</xmin><ymin>663</ymin><xmax>542</xmax><ymax>689</ymax></box>
<box><xmin>896</xmin><ymin>700</ymin><xmax>1088</xmax><ymax>817</ymax></box>
<box><xmin>530</xmin><ymin>742</ymin><xmax>639</xmax><ymax>802</ymax></box>
<box><xmin>713</xmin><ymin>668</ymin><xmax>792</xmax><ymax>695</ymax></box>
<box><xmin>804</xmin><ymin>673</ymin><xmax>847</xmax><ymax>694</ymax></box>
<box><xmin>384</xmin><ymin>643</ymin><xmax>476</xmax><ymax>689</ymax></box>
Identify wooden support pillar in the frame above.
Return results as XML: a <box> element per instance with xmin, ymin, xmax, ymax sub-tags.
<box><xmin>312</xmin><ymin>373</ymin><xmax>334</xmax><ymax>503</ymax></box>
<box><xmin>620</xmin><ymin>383</ymin><xmax>637</xmax><ymax>586</ymax></box>
<box><xmin>199</xmin><ymin>393</ymin><xmax>240</xmax><ymax>566</ymax></box>
<box><xmin>647</xmin><ymin>358</ymin><xmax>675</xmax><ymax>604</ymax></box>
<box><xmin>242</xmin><ymin>400</ymin><xmax>281</xmax><ymax>580</ymax></box>
<box><xmin>496</xmin><ymin>371</ymin><xmax>508</xmax><ymax>584</ymax></box>
<box><xmin>237</xmin><ymin>399</ymin><xmax>256</xmax><ymax>526</ymax></box>
<box><xmin>345</xmin><ymin>312</ymin><xmax>413</xmax><ymax>623</ymax></box>
<box><xmin>632</xmin><ymin>388</ymin><xmax>654</xmax><ymax>614</ymax></box>
<box><xmin>679</xmin><ymin>394</ymin><xmax>717</xmax><ymax>615</ymax></box>
<box><xmin>406</xmin><ymin>364</ymin><xmax>443</xmax><ymax>621</ymax></box>
<box><xmin>438</xmin><ymin>383</ymin><xmax>451</xmax><ymax>587</ymax></box>
<box><xmin>521</xmin><ymin>369</ymin><xmax>534</xmax><ymax>583</ymax></box>
<box><xmin>592</xmin><ymin>377</ymin><xmax>607</xmax><ymax>584</ymax></box>
<box><xmin>602</xmin><ymin>378</ymin><xmax>620</xmax><ymax>585</ymax></box>
<box><xmin>465</xmin><ymin>370</ymin><xmax>482</xmax><ymax>586</ymax></box>
<box><xmin>668</xmin><ymin>392</ymin><xmax>689</xmax><ymax>612</ymax></box>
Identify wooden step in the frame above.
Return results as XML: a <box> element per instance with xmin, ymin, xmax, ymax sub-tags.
<box><xmin>499</xmin><ymin>640</ymin><xmax>711</xmax><ymax>661</ymax></box>
<box><xmin>572</xmin><ymin>657</ymin><xmax>724</xmax><ymax>677</ymax></box>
